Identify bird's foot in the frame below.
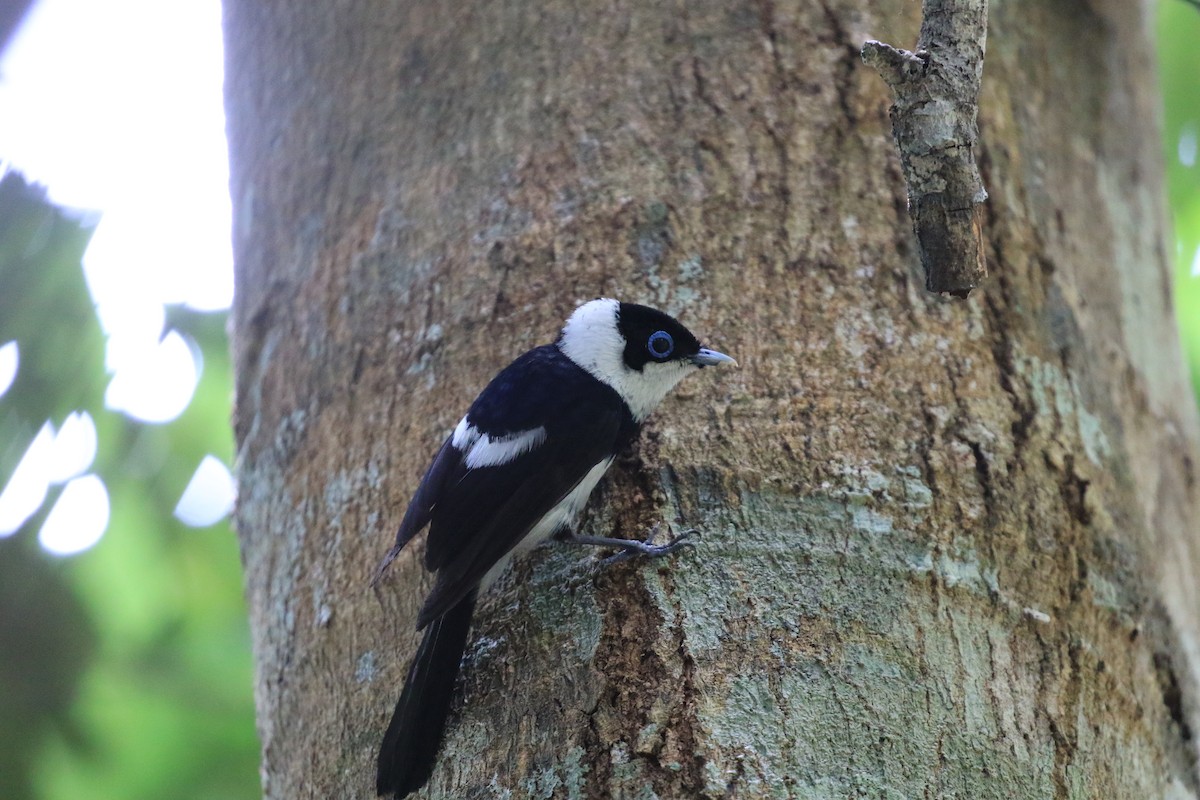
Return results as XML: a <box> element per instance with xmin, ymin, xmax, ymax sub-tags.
<box><xmin>601</xmin><ymin>527</ymin><xmax>698</xmax><ymax>567</ymax></box>
<box><xmin>561</xmin><ymin>524</ymin><xmax>698</xmax><ymax>566</ymax></box>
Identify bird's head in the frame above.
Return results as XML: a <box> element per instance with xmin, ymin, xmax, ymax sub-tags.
<box><xmin>556</xmin><ymin>298</ymin><xmax>736</xmax><ymax>421</ymax></box>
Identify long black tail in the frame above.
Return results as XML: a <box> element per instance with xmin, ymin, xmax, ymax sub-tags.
<box><xmin>376</xmin><ymin>592</ymin><xmax>477</xmax><ymax>797</ymax></box>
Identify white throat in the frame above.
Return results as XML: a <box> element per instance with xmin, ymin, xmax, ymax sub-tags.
<box><xmin>557</xmin><ymin>298</ymin><xmax>694</xmax><ymax>421</ymax></box>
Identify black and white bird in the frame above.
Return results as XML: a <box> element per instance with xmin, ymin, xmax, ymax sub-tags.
<box><xmin>374</xmin><ymin>298</ymin><xmax>736</xmax><ymax>798</ymax></box>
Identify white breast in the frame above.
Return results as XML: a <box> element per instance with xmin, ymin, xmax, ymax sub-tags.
<box><xmin>480</xmin><ymin>456</ymin><xmax>614</xmax><ymax>589</ymax></box>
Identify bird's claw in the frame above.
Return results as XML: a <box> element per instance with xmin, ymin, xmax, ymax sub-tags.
<box><xmin>600</xmin><ymin>526</ymin><xmax>699</xmax><ymax>567</ymax></box>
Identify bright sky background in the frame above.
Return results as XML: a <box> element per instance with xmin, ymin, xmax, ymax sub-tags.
<box><xmin>0</xmin><ymin>0</ymin><xmax>235</xmax><ymax>554</ymax></box>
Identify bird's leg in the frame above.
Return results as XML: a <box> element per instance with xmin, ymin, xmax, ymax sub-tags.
<box><xmin>558</xmin><ymin>523</ymin><xmax>698</xmax><ymax>566</ymax></box>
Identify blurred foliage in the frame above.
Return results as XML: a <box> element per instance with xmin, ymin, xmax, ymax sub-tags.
<box><xmin>1159</xmin><ymin>0</ymin><xmax>1200</xmax><ymax>398</ymax></box>
<box><xmin>0</xmin><ymin>173</ymin><xmax>105</xmax><ymax>481</ymax></box>
<box><xmin>0</xmin><ymin>3</ymin><xmax>1195</xmax><ymax>800</ymax></box>
<box><xmin>0</xmin><ymin>170</ymin><xmax>257</xmax><ymax>800</ymax></box>
<box><xmin>0</xmin><ymin>536</ymin><xmax>96</xmax><ymax>800</ymax></box>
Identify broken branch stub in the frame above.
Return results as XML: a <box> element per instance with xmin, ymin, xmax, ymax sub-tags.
<box><xmin>862</xmin><ymin>0</ymin><xmax>989</xmax><ymax>297</ymax></box>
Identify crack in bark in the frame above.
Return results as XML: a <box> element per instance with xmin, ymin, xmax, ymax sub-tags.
<box><xmin>690</xmin><ymin>57</ymin><xmax>725</xmax><ymax>120</ymax></box>
<box><xmin>982</xmin><ymin>295</ymin><xmax>1035</xmax><ymax>451</ymax></box>
<box><xmin>1047</xmin><ymin>639</ymin><xmax>1083</xmax><ymax>800</ymax></box>
<box><xmin>750</xmin><ymin>0</ymin><xmax>794</xmax><ymax>255</ymax></box>
<box><xmin>815</xmin><ymin>0</ymin><xmax>862</xmax><ymax>128</ymax></box>
<box><xmin>1154</xmin><ymin>650</ymin><xmax>1194</xmax><ymax>741</ymax></box>
<box><xmin>1153</xmin><ymin>644</ymin><xmax>1200</xmax><ymax>794</ymax></box>
<box><xmin>668</xmin><ymin>579</ymin><xmax>707</xmax><ymax>796</ymax></box>
<box><xmin>966</xmin><ymin>439</ymin><xmax>994</xmax><ymax>512</ymax></box>
<box><xmin>580</xmin><ymin>433</ymin><xmax>708</xmax><ymax>799</ymax></box>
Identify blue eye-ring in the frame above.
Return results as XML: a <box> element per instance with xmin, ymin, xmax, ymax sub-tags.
<box><xmin>647</xmin><ymin>330</ymin><xmax>674</xmax><ymax>359</ymax></box>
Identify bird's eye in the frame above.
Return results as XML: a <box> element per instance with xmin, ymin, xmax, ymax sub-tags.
<box><xmin>647</xmin><ymin>330</ymin><xmax>674</xmax><ymax>359</ymax></box>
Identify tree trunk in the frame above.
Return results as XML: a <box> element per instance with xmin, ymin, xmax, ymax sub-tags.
<box><xmin>224</xmin><ymin>0</ymin><xmax>1200</xmax><ymax>797</ymax></box>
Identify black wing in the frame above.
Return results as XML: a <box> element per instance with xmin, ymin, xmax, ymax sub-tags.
<box><xmin>372</xmin><ymin>434</ymin><xmax>460</xmax><ymax>584</ymax></box>
<box><xmin>416</xmin><ymin>400</ymin><xmax>624</xmax><ymax>627</ymax></box>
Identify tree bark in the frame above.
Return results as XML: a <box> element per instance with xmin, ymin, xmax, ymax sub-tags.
<box><xmin>224</xmin><ymin>0</ymin><xmax>1200</xmax><ymax>798</ymax></box>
